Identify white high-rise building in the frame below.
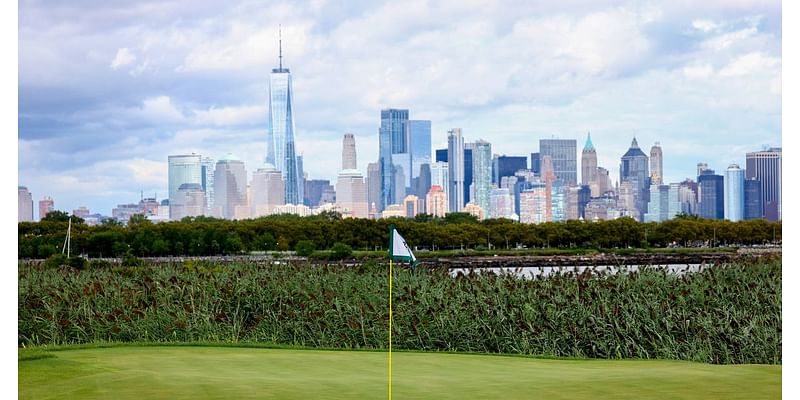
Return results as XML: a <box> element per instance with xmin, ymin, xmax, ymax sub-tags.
<box><xmin>200</xmin><ymin>156</ymin><xmax>216</xmax><ymax>215</ymax></box>
<box><xmin>650</xmin><ymin>142</ymin><xmax>663</xmax><ymax>185</ymax></box>
<box><xmin>18</xmin><ymin>186</ymin><xmax>33</xmax><ymax>222</ymax></box>
<box><xmin>168</xmin><ymin>154</ymin><xmax>202</xmax><ymax>220</ymax></box>
<box><xmin>337</xmin><ymin>170</ymin><xmax>368</xmax><ymax>219</ymax></box>
<box><xmin>724</xmin><ymin>164</ymin><xmax>745</xmax><ymax>222</ymax></box>
<box><xmin>430</xmin><ymin>161</ymin><xmax>449</xmax><ymax>203</ymax></box>
<box><xmin>447</xmin><ymin>128</ymin><xmax>464</xmax><ymax>212</ymax></box>
<box><xmin>342</xmin><ymin>133</ymin><xmax>357</xmax><ymax>170</ymax></box>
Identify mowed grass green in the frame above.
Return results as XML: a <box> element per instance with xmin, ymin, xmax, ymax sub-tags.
<box><xmin>19</xmin><ymin>346</ymin><xmax>780</xmax><ymax>399</ymax></box>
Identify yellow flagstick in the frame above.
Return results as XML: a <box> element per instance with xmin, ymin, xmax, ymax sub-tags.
<box><xmin>389</xmin><ymin>257</ymin><xmax>393</xmax><ymax>400</ymax></box>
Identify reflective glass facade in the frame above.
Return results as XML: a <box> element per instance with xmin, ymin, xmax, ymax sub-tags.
<box><xmin>267</xmin><ymin>67</ymin><xmax>300</xmax><ymax>204</ymax></box>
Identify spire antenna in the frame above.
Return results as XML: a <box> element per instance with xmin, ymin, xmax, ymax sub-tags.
<box><xmin>279</xmin><ymin>25</ymin><xmax>283</xmax><ymax>70</ymax></box>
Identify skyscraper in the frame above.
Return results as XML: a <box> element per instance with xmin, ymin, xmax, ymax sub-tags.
<box><xmin>530</xmin><ymin>152</ymin><xmax>541</xmax><ymax>176</ymax></box>
<box><xmin>200</xmin><ymin>156</ymin><xmax>216</xmax><ymax>216</ymax></box>
<box><xmin>469</xmin><ymin>140</ymin><xmax>492</xmax><ymax>218</ymax></box>
<box><xmin>746</xmin><ymin>148</ymin><xmax>781</xmax><ymax>221</ymax></box>
<box><xmin>490</xmin><ymin>188</ymin><xmax>515</xmax><ymax>220</ymax></box>
<box><xmin>39</xmin><ymin>196</ymin><xmax>54</xmax><ymax>221</ymax></box>
<box><xmin>519</xmin><ymin>183</ymin><xmax>547</xmax><ymax>224</ymax></box>
<box><xmin>447</xmin><ymin>128</ymin><xmax>465</xmax><ymax>212</ymax></box>
<box><xmin>172</xmin><ymin>183</ymin><xmax>206</xmax><ymax>220</ymax></box>
<box><xmin>366</xmin><ymin>162</ymin><xmax>381</xmax><ymax>214</ymax></box>
<box><xmin>413</xmin><ymin>163</ymin><xmax>432</xmax><ymax>200</ymax></box>
<box><xmin>251</xmin><ymin>164</ymin><xmax>285</xmax><ymax>217</ymax></box>
<box><xmin>540</xmin><ymin>139</ymin><xmax>577</xmax><ymax>184</ymax></box>
<box><xmin>426</xmin><ymin>185</ymin><xmax>448</xmax><ymax>217</ymax></box>
<box><xmin>644</xmin><ymin>184</ymin><xmax>670</xmax><ymax>222</ymax></box>
<box><xmin>337</xmin><ymin>170</ymin><xmax>368</xmax><ymax>218</ymax></box>
<box><xmin>435</xmin><ymin>149</ymin><xmax>448</xmax><ymax>163</ymax></box>
<box><xmin>18</xmin><ymin>186</ymin><xmax>33</xmax><ymax>222</ymax></box>
<box><xmin>650</xmin><ymin>142</ymin><xmax>663</xmax><ymax>185</ymax></box>
<box><xmin>168</xmin><ymin>154</ymin><xmax>202</xmax><ymax>220</ymax></box>
<box><xmin>744</xmin><ymin>178</ymin><xmax>763</xmax><ymax>220</ymax></box>
<box><xmin>379</xmin><ymin>108</ymin><xmax>409</xmax><ymax>211</ymax></box>
<box><xmin>724</xmin><ymin>164</ymin><xmax>744</xmax><ymax>222</ymax></box>
<box><xmin>342</xmin><ymin>133</ymin><xmax>356</xmax><ymax>170</ymax></box>
<box><xmin>581</xmin><ymin>132</ymin><xmax>598</xmax><ymax>195</ymax></box>
<box><xmin>493</xmin><ymin>155</ymin><xmax>527</xmax><ymax>185</ymax></box>
<box><xmin>214</xmin><ymin>154</ymin><xmax>247</xmax><ymax>220</ymax></box>
<box><xmin>409</xmin><ymin>120</ymin><xmax>431</xmax><ymax>181</ymax></box>
<box><xmin>463</xmin><ymin>147</ymin><xmax>473</xmax><ymax>205</ymax></box>
<box><xmin>266</xmin><ymin>30</ymin><xmax>300</xmax><ymax>205</ymax></box>
<box><xmin>430</xmin><ymin>161</ymin><xmax>449</xmax><ymax>206</ymax></box>
<box><xmin>336</xmin><ymin>133</ymin><xmax>367</xmax><ymax>218</ymax></box>
<box><xmin>619</xmin><ymin>137</ymin><xmax>650</xmax><ymax>220</ymax></box>
<box><xmin>698</xmin><ymin>170</ymin><xmax>724</xmax><ymax>219</ymax></box>
<box><xmin>305</xmin><ymin>179</ymin><xmax>333</xmax><ymax>207</ymax></box>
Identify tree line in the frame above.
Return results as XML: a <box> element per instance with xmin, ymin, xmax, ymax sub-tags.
<box><xmin>18</xmin><ymin>210</ymin><xmax>781</xmax><ymax>259</ymax></box>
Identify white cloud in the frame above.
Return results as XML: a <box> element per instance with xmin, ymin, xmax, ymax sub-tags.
<box><xmin>195</xmin><ymin>104</ymin><xmax>267</xmax><ymax>126</ymax></box>
<box><xmin>692</xmin><ymin>19</ymin><xmax>718</xmax><ymax>32</ymax></box>
<box><xmin>127</xmin><ymin>158</ymin><xmax>167</xmax><ymax>186</ymax></box>
<box><xmin>718</xmin><ymin>52</ymin><xmax>780</xmax><ymax>76</ymax></box>
<box><xmin>682</xmin><ymin>63</ymin><xmax>714</xmax><ymax>78</ymax></box>
<box><xmin>139</xmin><ymin>95</ymin><xmax>185</xmax><ymax>122</ymax></box>
<box><xmin>110</xmin><ymin>47</ymin><xmax>136</xmax><ymax>69</ymax></box>
<box><xmin>701</xmin><ymin>27</ymin><xmax>757</xmax><ymax>51</ymax></box>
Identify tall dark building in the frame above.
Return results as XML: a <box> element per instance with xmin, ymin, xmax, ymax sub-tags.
<box><xmin>463</xmin><ymin>148</ymin><xmax>473</xmax><ymax>205</ymax></box>
<box><xmin>540</xmin><ymin>139</ymin><xmax>577</xmax><ymax>184</ymax></box>
<box><xmin>493</xmin><ymin>155</ymin><xmax>528</xmax><ymax>185</ymax></box>
<box><xmin>304</xmin><ymin>179</ymin><xmax>333</xmax><ymax>207</ymax></box>
<box><xmin>697</xmin><ymin>170</ymin><xmax>724</xmax><ymax>220</ymax></box>
<box><xmin>530</xmin><ymin>153</ymin><xmax>540</xmax><ymax>176</ymax></box>
<box><xmin>578</xmin><ymin>185</ymin><xmax>591</xmax><ymax>220</ymax></box>
<box><xmin>620</xmin><ymin>137</ymin><xmax>650</xmax><ymax>220</ymax></box>
<box><xmin>436</xmin><ymin>149</ymin><xmax>448</xmax><ymax>163</ymax></box>
<box><xmin>744</xmin><ymin>178</ymin><xmax>764</xmax><ymax>220</ymax></box>
<box><xmin>746</xmin><ymin>148</ymin><xmax>781</xmax><ymax>221</ymax></box>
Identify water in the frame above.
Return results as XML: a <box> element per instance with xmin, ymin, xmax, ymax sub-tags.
<box><xmin>450</xmin><ymin>264</ymin><xmax>704</xmax><ymax>279</ymax></box>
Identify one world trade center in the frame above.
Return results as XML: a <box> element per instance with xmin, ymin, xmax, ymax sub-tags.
<box><xmin>266</xmin><ymin>28</ymin><xmax>301</xmax><ymax>205</ymax></box>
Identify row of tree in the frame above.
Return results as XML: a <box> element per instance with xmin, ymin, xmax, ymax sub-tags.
<box><xmin>18</xmin><ymin>210</ymin><xmax>781</xmax><ymax>259</ymax></box>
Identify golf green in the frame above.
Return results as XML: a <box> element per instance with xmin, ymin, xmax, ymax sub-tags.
<box><xmin>19</xmin><ymin>346</ymin><xmax>780</xmax><ymax>399</ymax></box>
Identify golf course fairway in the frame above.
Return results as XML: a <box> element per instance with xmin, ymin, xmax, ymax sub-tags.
<box><xmin>19</xmin><ymin>346</ymin><xmax>780</xmax><ymax>399</ymax></box>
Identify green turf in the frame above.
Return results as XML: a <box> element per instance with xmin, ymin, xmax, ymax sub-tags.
<box><xmin>19</xmin><ymin>346</ymin><xmax>779</xmax><ymax>399</ymax></box>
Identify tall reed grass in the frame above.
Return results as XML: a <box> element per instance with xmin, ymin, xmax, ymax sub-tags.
<box><xmin>18</xmin><ymin>257</ymin><xmax>780</xmax><ymax>364</ymax></box>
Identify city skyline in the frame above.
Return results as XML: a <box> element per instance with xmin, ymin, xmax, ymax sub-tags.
<box><xmin>18</xmin><ymin>1</ymin><xmax>781</xmax><ymax>215</ymax></box>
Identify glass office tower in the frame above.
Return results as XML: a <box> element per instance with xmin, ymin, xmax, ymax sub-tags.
<box><xmin>267</xmin><ymin>34</ymin><xmax>300</xmax><ymax>205</ymax></box>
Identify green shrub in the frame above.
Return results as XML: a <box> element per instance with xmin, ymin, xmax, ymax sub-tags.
<box><xmin>121</xmin><ymin>252</ymin><xmax>143</xmax><ymax>267</ymax></box>
<box><xmin>66</xmin><ymin>256</ymin><xmax>87</xmax><ymax>269</ymax></box>
<box><xmin>330</xmin><ymin>242</ymin><xmax>353</xmax><ymax>260</ymax></box>
<box><xmin>88</xmin><ymin>259</ymin><xmax>113</xmax><ymax>269</ymax></box>
<box><xmin>37</xmin><ymin>244</ymin><xmax>58</xmax><ymax>258</ymax></box>
<box><xmin>43</xmin><ymin>254</ymin><xmax>67</xmax><ymax>269</ymax></box>
<box><xmin>295</xmin><ymin>240</ymin><xmax>315</xmax><ymax>257</ymax></box>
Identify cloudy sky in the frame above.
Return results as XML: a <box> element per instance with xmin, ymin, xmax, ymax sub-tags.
<box><xmin>18</xmin><ymin>0</ymin><xmax>781</xmax><ymax>217</ymax></box>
